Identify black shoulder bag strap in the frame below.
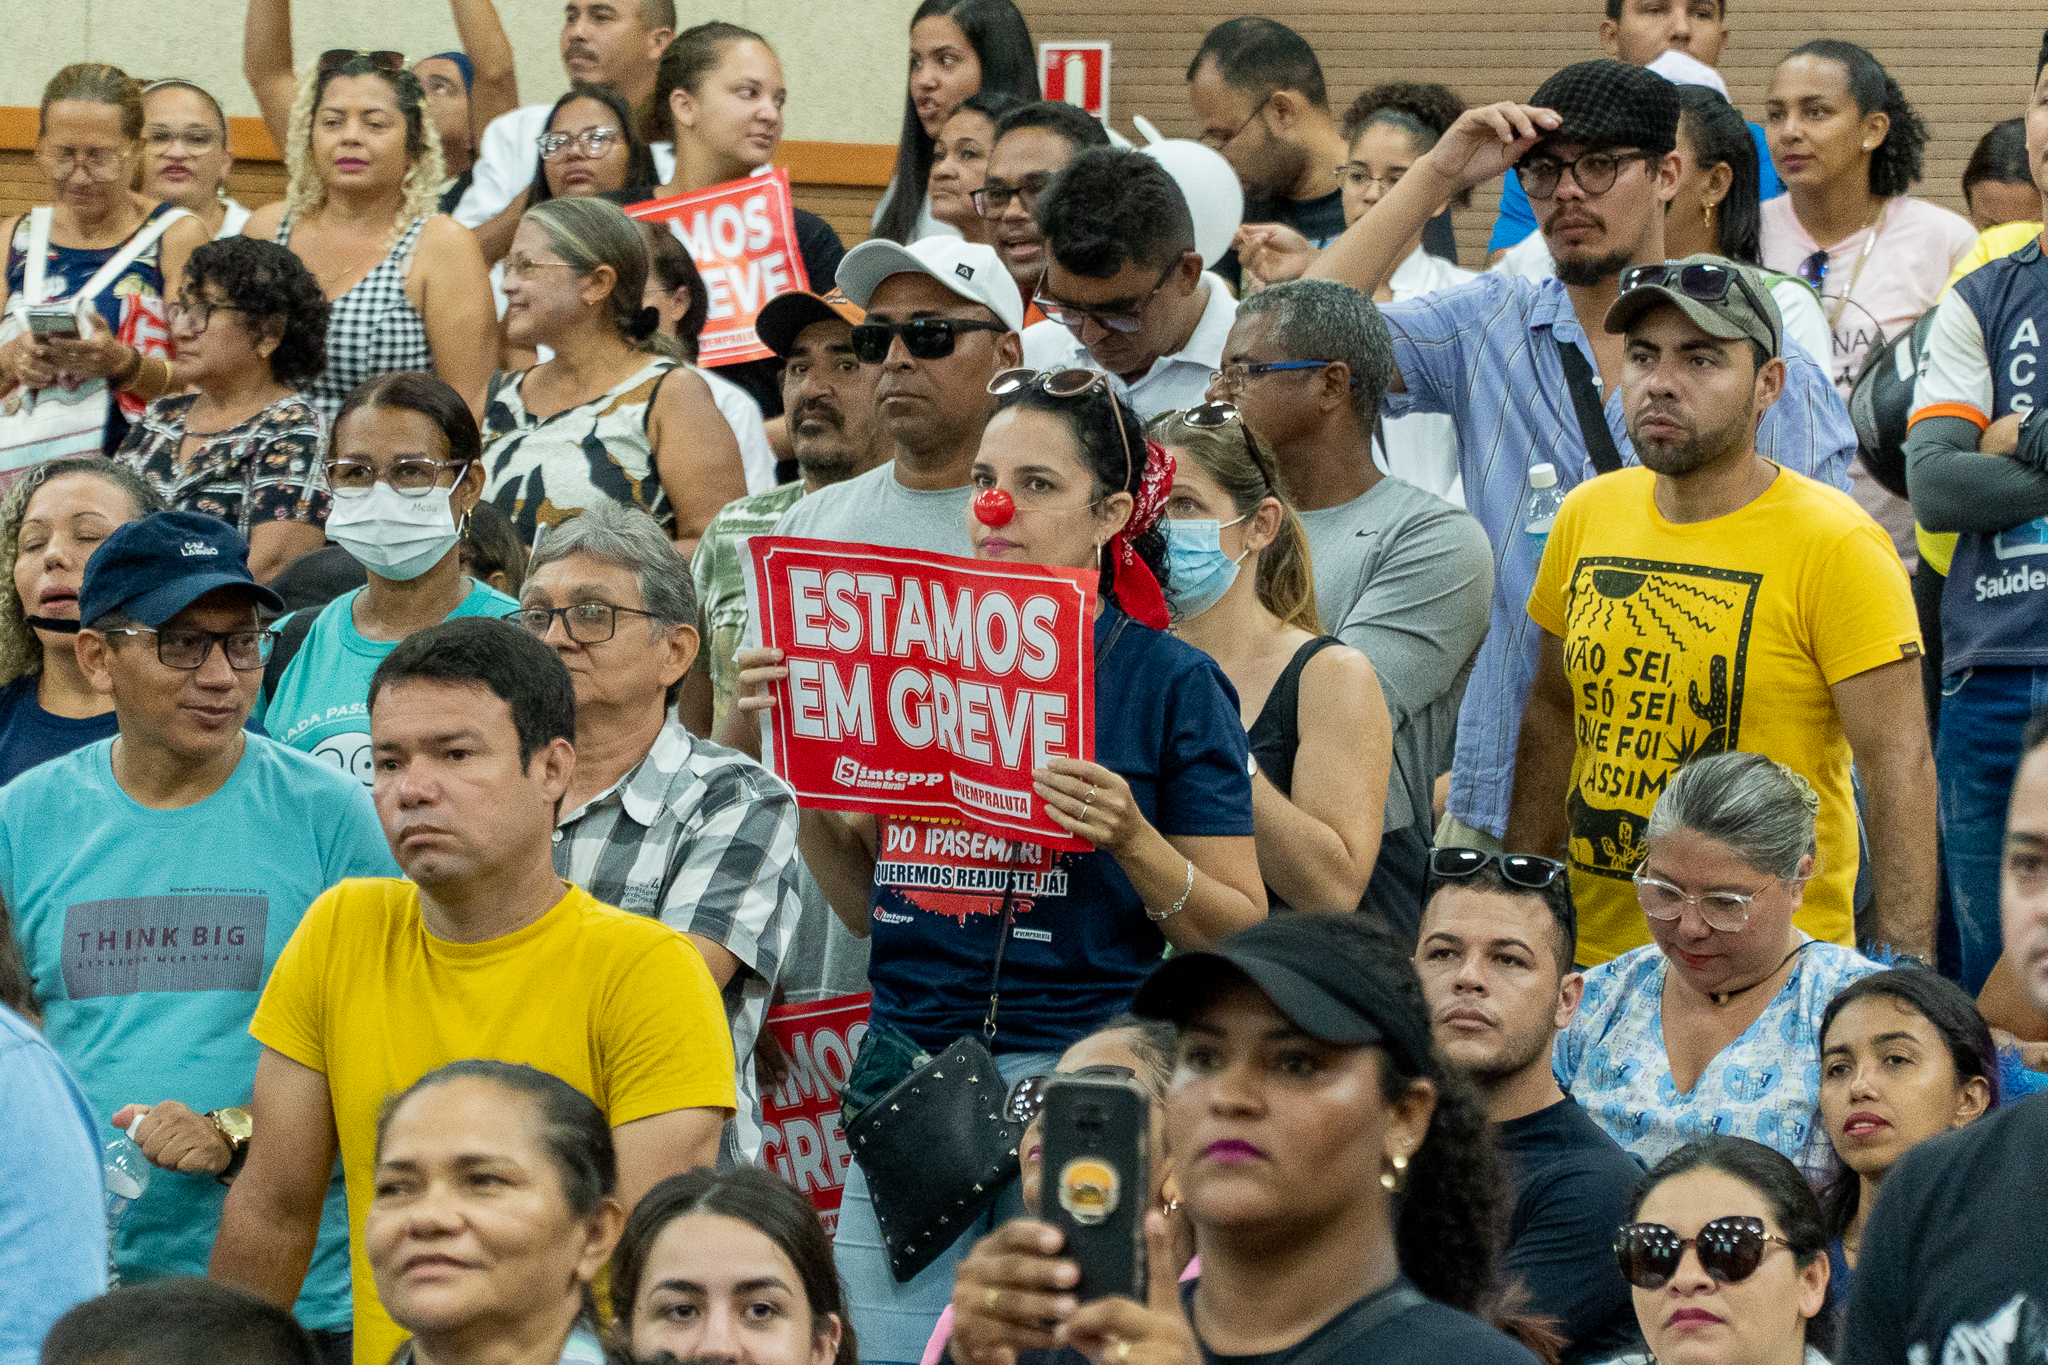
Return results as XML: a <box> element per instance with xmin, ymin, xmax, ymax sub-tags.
<box><xmin>261</xmin><ymin>606</ymin><xmax>322</xmax><ymax>708</ymax></box>
<box><xmin>1556</xmin><ymin>335</ymin><xmax>1625</xmax><ymax>476</ymax></box>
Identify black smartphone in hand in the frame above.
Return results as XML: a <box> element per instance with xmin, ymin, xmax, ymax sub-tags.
<box><xmin>1040</xmin><ymin>1072</ymin><xmax>1150</xmax><ymax>1302</ymax></box>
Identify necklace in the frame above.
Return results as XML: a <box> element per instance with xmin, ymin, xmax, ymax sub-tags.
<box><xmin>1705</xmin><ymin>940</ymin><xmax>1811</xmax><ymax>1007</ymax></box>
<box><xmin>1824</xmin><ymin>202</ymin><xmax>1888</xmax><ymax>330</ymax></box>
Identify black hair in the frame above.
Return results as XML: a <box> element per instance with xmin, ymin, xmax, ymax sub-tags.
<box><xmin>611</xmin><ymin>1168</ymin><xmax>857</xmax><ymax>1365</ymax></box>
<box><xmin>1037</xmin><ymin>147</ymin><xmax>1196</xmax><ymax>278</ymax></box>
<box><xmin>333</xmin><ymin>371</ymin><xmax>484</xmax><ymax>469</ymax></box>
<box><xmin>1092</xmin><ymin>1011</ymin><xmax>1180</xmax><ymax>1100</ymax></box>
<box><xmin>41</xmin><ymin>1279</ymin><xmax>320</xmax><ymax>1365</ymax></box>
<box><xmin>529</xmin><ymin>81</ymin><xmax>659</xmax><ymax>207</ymax></box>
<box><xmin>876</xmin><ymin>0</ymin><xmax>1039</xmax><ymax>244</ymax></box>
<box><xmin>2027</xmin><ymin>707</ymin><xmax>2048</xmax><ymax>753</ymax></box>
<box><xmin>991</xmin><ymin>99</ymin><xmax>1112</xmax><ymax>155</ymax></box>
<box><xmin>1629</xmin><ymin>1137</ymin><xmax>1832</xmax><ymax>1356</ymax></box>
<box><xmin>995</xmin><ymin>382</ymin><xmax>1170</xmax><ymax>612</ymax></box>
<box><xmin>1424</xmin><ymin>859</ymin><xmax>1579</xmax><ymax>973</ymax></box>
<box><xmin>1340</xmin><ymin>83</ymin><xmax>1471</xmax><ymax>209</ymax></box>
<box><xmin>312</xmin><ymin>56</ymin><xmax>430</xmax><ymax>163</ymax></box>
<box><xmin>143</xmin><ymin>78</ymin><xmax>229</xmax><ymax>138</ymax></box>
<box><xmin>182</xmin><ymin>237</ymin><xmax>330</xmax><ymax>388</ymax></box>
<box><xmin>1605</xmin><ymin>0</ymin><xmax>1726</xmax><ymax>18</ymax></box>
<box><xmin>460</xmin><ymin>499</ymin><xmax>528</xmax><ymax>597</ymax></box>
<box><xmin>639</xmin><ymin>220</ymin><xmax>710</xmax><ymax>362</ymax></box>
<box><xmin>368</xmin><ymin>616</ymin><xmax>576</xmax><ymax>771</ymax></box>
<box><xmin>1677</xmin><ymin>85</ymin><xmax>1762</xmax><ymax>267</ymax></box>
<box><xmin>1816</xmin><ymin>968</ymin><xmax>1998</xmax><ymax>1243</ymax></box>
<box><xmin>647</xmin><ymin>21</ymin><xmax>770</xmax><ymax>144</ymax></box>
<box><xmin>1186</xmin><ymin>16</ymin><xmax>1327</xmax><ymax>111</ymax></box>
<box><xmin>1783</xmin><ymin>40</ymin><xmax>1927</xmax><ymax>199</ymax></box>
<box><xmin>377</xmin><ymin>1059</ymin><xmax>616</xmax><ymax>1214</ymax></box>
<box><xmin>955</xmin><ymin>89</ymin><xmax>1027</xmax><ymax>129</ymax></box>
<box><xmin>1963</xmin><ymin>117</ymin><xmax>2032</xmax><ymax>199</ymax></box>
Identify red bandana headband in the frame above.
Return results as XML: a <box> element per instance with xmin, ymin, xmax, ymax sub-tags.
<box><xmin>1109</xmin><ymin>438</ymin><xmax>1174</xmax><ymax>630</ymax></box>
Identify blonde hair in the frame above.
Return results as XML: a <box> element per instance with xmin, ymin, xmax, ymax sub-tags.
<box><xmin>282</xmin><ymin>59</ymin><xmax>445</xmax><ymax>245</ymax></box>
<box><xmin>1147</xmin><ymin>411</ymin><xmax>1322</xmax><ymax>633</ymax></box>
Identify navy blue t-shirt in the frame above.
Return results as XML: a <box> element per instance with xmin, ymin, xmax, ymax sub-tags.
<box><xmin>0</xmin><ymin>675</ymin><xmax>116</xmax><ymax>786</ymax></box>
<box><xmin>864</xmin><ymin>606</ymin><xmax>1254</xmax><ymax>1054</ymax></box>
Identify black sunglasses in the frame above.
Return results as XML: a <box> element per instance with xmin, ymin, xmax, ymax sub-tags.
<box><xmin>1004</xmin><ymin>1065</ymin><xmax>1138</xmax><ymax>1126</ymax></box>
<box><xmin>1615</xmin><ymin>1217</ymin><xmax>1796</xmax><ymax>1290</ymax></box>
<box><xmin>319</xmin><ymin>48</ymin><xmax>406</xmax><ymax>74</ymax></box>
<box><xmin>848</xmin><ymin>317</ymin><xmax>1007</xmax><ymax>364</ymax></box>
<box><xmin>1619</xmin><ymin>261</ymin><xmax>1778</xmax><ymax>357</ymax></box>
<box><xmin>1428</xmin><ymin>847</ymin><xmax>1568</xmax><ymax>890</ymax></box>
<box><xmin>1172</xmin><ymin>400</ymin><xmax>1283</xmax><ymax>495</ymax></box>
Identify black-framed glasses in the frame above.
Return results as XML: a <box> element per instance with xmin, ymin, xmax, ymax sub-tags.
<box><xmin>537</xmin><ymin>127</ymin><xmax>624</xmax><ymax>161</ymax></box>
<box><xmin>848</xmin><ymin>317</ymin><xmax>1008</xmax><ymax>364</ymax></box>
<box><xmin>1515</xmin><ymin>149</ymin><xmax>1654</xmax><ymax>200</ymax></box>
<box><xmin>506</xmin><ymin>602</ymin><xmax>664</xmax><ymax>644</ymax></box>
<box><xmin>1165</xmin><ymin>400</ymin><xmax>1282</xmax><ymax>496</ymax></box>
<box><xmin>1428</xmin><ymin>847</ymin><xmax>1569</xmax><ymax>890</ymax></box>
<box><xmin>1004</xmin><ymin>1065</ymin><xmax>1138</xmax><ymax>1125</ymax></box>
<box><xmin>972</xmin><ymin>171</ymin><xmax>1054</xmax><ymax>220</ymax></box>
<box><xmin>988</xmin><ymin>367</ymin><xmax>1134</xmax><ymax>495</ymax></box>
<box><xmin>103</xmin><ymin>626</ymin><xmax>277</xmax><ymax>671</ymax></box>
<box><xmin>169</xmin><ymin>296</ymin><xmax>242</xmax><ymax>335</ymax></box>
<box><xmin>1200</xmin><ymin>93</ymin><xmax>1271</xmax><ymax>153</ymax></box>
<box><xmin>1034</xmin><ymin>260</ymin><xmax>1177</xmax><ymax>337</ymax></box>
<box><xmin>323</xmin><ymin>458</ymin><xmax>471</xmax><ymax>498</ymax></box>
<box><xmin>319</xmin><ymin>48</ymin><xmax>406</xmax><ymax>74</ymax></box>
<box><xmin>1619</xmin><ymin>260</ymin><xmax>1779</xmax><ymax>356</ymax></box>
<box><xmin>1615</xmin><ymin>1218</ymin><xmax>1796</xmax><ymax>1290</ymax></box>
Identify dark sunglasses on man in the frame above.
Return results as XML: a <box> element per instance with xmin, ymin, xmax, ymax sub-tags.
<box><xmin>848</xmin><ymin>317</ymin><xmax>1008</xmax><ymax>364</ymax></box>
<box><xmin>1614</xmin><ymin>1216</ymin><xmax>1797</xmax><ymax>1290</ymax></box>
<box><xmin>1427</xmin><ymin>846</ymin><xmax>1569</xmax><ymax>890</ymax></box>
<box><xmin>1617</xmin><ymin>260</ymin><xmax>1779</xmax><ymax>355</ymax></box>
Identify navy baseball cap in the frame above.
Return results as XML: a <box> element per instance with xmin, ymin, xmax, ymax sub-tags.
<box><xmin>79</xmin><ymin>511</ymin><xmax>284</xmax><ymax>628</ymax></box>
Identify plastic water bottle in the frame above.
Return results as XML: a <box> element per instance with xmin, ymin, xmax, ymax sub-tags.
<box><xmin>1524</xmin><ymin>463</ymin><xmax>1565</xmax><ymax>560</ymax></box>
<box><xmin>103</xmin><ymin>1119</ymin><xmax>151</xmax><ymax>1288</ymax></box>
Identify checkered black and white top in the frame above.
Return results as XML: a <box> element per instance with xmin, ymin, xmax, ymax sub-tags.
<box><xmin>277</xmin><ymin>214</ymin><xmax>433</xmax><ymax>428</ymax></box>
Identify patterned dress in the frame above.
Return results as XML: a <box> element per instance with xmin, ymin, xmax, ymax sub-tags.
<box><xmin>479</xmin><ymin>358</ymin><xmax>678</xmax><ymax>547</ymax></box>
<box><xmin>275</xmin><ymin>214</ymin><xmax>432</xmax><ymax>427</ymax></box>
<box><xmin>116</xmin><ymin>392</ymin><xmax>329</xmax><ymax>535</ymax></box>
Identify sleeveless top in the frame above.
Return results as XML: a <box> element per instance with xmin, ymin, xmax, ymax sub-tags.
<box><xmin>276</xmin><ymin>213</ymin><xmax>432</xmax><ymax>427</ymax></box>
<box><xmin>116</xmin><ymin>392</ymin><xmax>330</xmax><ymax>535</ymax></box>
<box><xmin>6</xmin><ymin>200</ymin><xmax>182</xmax><ymax>450</ymax></box>
<box><xmin>1245</xmin><ymin>635</ymin><xmax>1344</xmax><ymax>797</ymax></box>
<box><xmin>480</xmin><ymin>358</ymin><xmax>678</xmax><ymax>547</ymax></box>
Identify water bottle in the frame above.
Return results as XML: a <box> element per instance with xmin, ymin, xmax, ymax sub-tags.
<box><xmin>104</xmin><ymin>1118</ymin><xmax>151</xmax><ymax>1288</ymax></box>
<box><xmin>1524</xmin><ymin>463</ymin><xmax>1565</xmax><ymax>560</ymax></box>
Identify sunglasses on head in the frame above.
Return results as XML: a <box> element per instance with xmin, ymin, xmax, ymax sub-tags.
<box><xmin>1618</xmin><ymin>261</ymin><xmax>1778</xmax><ymax>356</ymax></box>
<box><xmin>1160</xmin><ymin>401</ymin><xmax>1283</xmax><ymax>498</ymax></box>
<box><xmin>1004</xmin><ymin>1065</ymin><xmax>1138</xmax><ymax>1125</ymax></box>
<box><xmin>1428</xmin><ymin>847</ymin><xmax>1568</xmax><ymax>890</ymax></box>
<box><xmin>847</xmin><ymin>317</ymin><xmax>1007</xmax><ymax>364</ymax></box>
<box><xmin>1615</xmin><ymin>1217</ymin><xmax>1796</xmax><ymax>1290</ymax></box>
<box><xmin>319</xmin><ymin>48</ymin><xmax>407</xmax><ymax>74</ymax></box>
<box><xmin>988</xmin><ymin>368</ymin><xmax>1135</xmax><ymax>493</ymax></box>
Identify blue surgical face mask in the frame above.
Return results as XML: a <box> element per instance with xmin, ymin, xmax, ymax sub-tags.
<box><xmin>1162</xmin><ymin>515</ymin><xmax>1249</xmax><ymax>620</ymax></box>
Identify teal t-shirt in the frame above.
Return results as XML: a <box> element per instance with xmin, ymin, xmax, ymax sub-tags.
<box><xmin>0</xmin><ymin>734</ymin><xmax>397</xmax><ymax>1327</ymax></box>
<box><xmin>257</xmin><ymin>578</ymin><xmax>518</xmax><ymax>783</ymax></box>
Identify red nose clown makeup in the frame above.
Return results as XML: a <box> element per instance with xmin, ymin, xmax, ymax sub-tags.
<box><xmin>974</xmin><ymin>487</ymin><xmax>1016</xmax><ymax>527</ymax></box>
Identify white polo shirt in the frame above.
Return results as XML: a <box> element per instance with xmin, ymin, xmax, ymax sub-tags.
<box><xmin>1020</xmin><ymin>270</ymin><xmax>1238</xmax><ymax>420</ymax></box>
<box><xmin>453</xmin><ymin>102</ymin><xmax>676</xmax><ymax>228</ymax></box>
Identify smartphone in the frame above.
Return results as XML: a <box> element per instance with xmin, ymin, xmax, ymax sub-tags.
<box><xmin>26</xmin><ymin>305</ymin><xmax>79</xmax><ymax>339</ymax></box>
<box><xmin>1039</xmin><ymin>1073</ymin><xmax>1150</xmax><ymax>1303</ymax></box>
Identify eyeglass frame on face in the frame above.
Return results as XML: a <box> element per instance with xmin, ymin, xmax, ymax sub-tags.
<box><xmin>1632</xmin><ymin>864</ymin><xmax>1792</xmax><ymax>933</ymax></box>
<box><xmin>322</xmin><ymin>457</ymin><xmax>473</xmax><ymax>498</ymax></box>
<box><xmin>848</xmin><ymin>316</ymin><xmax>1009</xmax><ymax>364</ymax></box>
<box><xmin>100</xmin><ymin>625</ymin><xmax>278</xmax><ymax>672</ymax></box>
<box><xmin>38</xmin><ymin>143</ymin><xmax>132</xmax><ymax>182</ymax></box>
<box><xmin>1034</xmin><ymin>259</ymin><xmax>1181</xmax><ymax>338</ymax></box>
<box><xmin>1004</xmin><ymin>1065</ymin><xmax>1138</xmax><ymax>1125</ymax></box>
<box><xmin>500</xmin><ymin>254</ymin><xmax>580</xmax><ymax>284</ymax></box>
<box><xmin>1614</xmin><ymin>1216</ymin><xmax>1797</xmax><ymax>1290</ymax></box>
<box><xmin>169</xmin><ymin>292</ymin><xmax>243</xmax><ymax>336</ymax></box>
<box><xmin>1211</xmin><ymin>359</ymin><xmax>1354</xmax><ymax>392</ymax></box>
<box><xmin>1515</xmin><ymin>148</ymin><xmax>1656</xmax><ymax>200</ymax></box>
<box><xmin>537</xmin><ymin>126</ymin><xmax>624</xmax><ymax>161</ymax></box>
<box><xmin>506</xmin><ymin>601</ymin><xmax>665</xmax><ymax>645</ymax></box>
<box><xmin>1336</xmin><ymin>162</ymin><xmax>1407</xmax><ymax>194</ymax></box>
<box><xmin>144</xmin><ymin>125</ymin><xmax>223</xmax><ymax>154</ymax></box>
<box><xmin>1201</xmin><ymin>91</ymin><xmax>1272</xmax><ymax>153</ymax></box>
<box><xmin>972</xmin><ymin>171</ymin><xmax>1055</xmax><ymax>221</ymax></box>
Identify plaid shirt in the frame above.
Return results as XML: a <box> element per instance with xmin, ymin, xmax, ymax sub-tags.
<box><xmin>554</xmin><ymin>718</ymin><xmax>802</xmax><ymax>1164</ymax></box>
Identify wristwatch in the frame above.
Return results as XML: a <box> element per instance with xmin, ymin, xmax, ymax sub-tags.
<box><xmin>207</xmin><ymin>1107</ymin><xmax>253</xmax><ymax>1185</ymax></box>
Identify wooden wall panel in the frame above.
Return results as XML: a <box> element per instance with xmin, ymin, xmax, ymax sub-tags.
<box><xmin>1017</xmin><ymin>0</ymin><xmax>2048</xmax><ymax>265</ymax></box>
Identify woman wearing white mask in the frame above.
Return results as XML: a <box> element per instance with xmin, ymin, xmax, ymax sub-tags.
<box><xmin>1148</xmin><ymin>403</ymin><xmax>1393</xmax><ymax>920</ymax></box>
<box><xmin>253</xmin><ymin>371</ymin><xmax>517</xmax><ymax>783</ymax></box>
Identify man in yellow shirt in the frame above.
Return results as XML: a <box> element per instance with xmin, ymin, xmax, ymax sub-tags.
<box><xmin>210</xmin><ymin>618</ymin><xmax>734</xmax><ymax>1365</ymax></box>
<box><xmin>1505</xmin><ymin>256</ymin><xmax>1935</xmax><ymax>965</ymax></box>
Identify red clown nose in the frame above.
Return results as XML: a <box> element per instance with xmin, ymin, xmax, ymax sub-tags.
<box><xmin>974</xmin><ymin>488</ymin><xmax>1015</xmax><ymax>527</ymax></box>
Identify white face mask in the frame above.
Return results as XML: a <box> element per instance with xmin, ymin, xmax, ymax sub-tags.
<box><xmin>324</xmin><ymin>482</ymin><xmax>463</xmax><ymax>582</ymax></box>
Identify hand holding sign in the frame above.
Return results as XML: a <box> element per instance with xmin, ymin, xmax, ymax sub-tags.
<box><xmin>626</xmin><ymin>169</ymin><xmax>808</xmax><ymax>367</ymax></box>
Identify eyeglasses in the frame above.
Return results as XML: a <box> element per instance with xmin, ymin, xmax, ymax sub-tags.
<box><xmin>1633</xmin><ymin>869</ymin><xmax>1781</xmax><ymax>933</ymax></box>
<box><xmin>848</xmin><ymin>317</ymin><xmax>1008</xmax><ymax>364</ymax></box>
<box><xmin>102</xmin><ymin>626</ymin><xmax>277</xmax><ymax>671</ymax></box>
<box><xmin>1167</xmin><ymin>400</ymin><xmax>1282</xmax><ymax>496</ymax></box>
<box><xmin>1210</xmin><ymin>359</ymin><xmax>1345</xmax><ymax>392</ymax></box>
<box><xmin>1515</xmin><ymin>149</ymin><xmax>1654</xmax><ymax>200</ymax></box>
<box><xmin>988</xmin><ymin>367</ymin><xmax>1135</xmax><ymax>494</ymax></box>
<box><xmin>1004</xmin><ymin>1065</ymin><xmax>1138</xmax><ymax>1125</ymax></box>
<box><xmin>506</xmin><ymin>602</ymin><xmax>664</xmax><ymax>644</ymax></box>
<box><xmin>38</xmin><ymin>145</ymin><xmax>131</xmax><ymax>181</ymax></box>
<box><xmin>145</xmin><ymin>127</ymin><xmax>223</xmax><ymax>153</ymax></box>
<box><xmin>319</xmin><ymin>49</ymin><xmax>406</xmax><ymax>74</ymax></box>
<box><xmin>169</xmin><ymin>297</ymin><xmax>241</xmax><ymax>335</ymax></box>
<box><xmin>1429</xmin><ymin>847</ymin><xmax>1569</xmax><ymax>890</ymax></box>
<box><xmin>1615</xmin><ymin>1218</ymin><xmax>1796</xmax><ymax>1290</ymax></box>
<box><xmin>1200</xmin><ymin>93</ymin><xmax>1272</xmax><ymax>153</ymax></box>
<box><xmin>323</xmin><ymin>458</ymin><xmax>471</xmax><ymax>498</ymax></box>
<box><xmin>1619</xmin><ymin>261</ymin><xmax>1779</xmax><ymax>357</ymax></box>
<box><xmin>537</xmin><ymin>127</ymin><xmax>624</xmax><ymax>161</ymax></box>
<box><xmin>971</xmin><ymin>171</ymin><xmax>1055</xmax><ymax>220</ymax></box>
<box><xmin>1034</xmin><ymin>260</ymin><xmax>1178</xmax><ymax>337</ymax></box>
<box><xmin>1336</xmin><ymin>163</ymin><xmax>1406</xmax><ymax>194</ymax></box>
<box><xmin>501</xmin><ymin>255</ymin><xmax>580</xmax><ymax>284</ymax></box>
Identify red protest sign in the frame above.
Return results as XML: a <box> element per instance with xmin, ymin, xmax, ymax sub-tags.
<box><xmin>762</xmin><ymin>993</ymin><xmax>871</xmax><ymax>1235</ymax></box>
<box><xmin>625</xmin><ymin>168</ymin><xmax>809</xmax><ymax>367</ymax></box>
<box><xmin>744</xmin><ymin>537</ymin><xmax>1096</xmax><ymax>851</ymax></box>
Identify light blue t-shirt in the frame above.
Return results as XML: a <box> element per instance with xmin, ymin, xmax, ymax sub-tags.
<box><xmin>257</xmin><ymin>579</ymin><xmax>518</xmax><ymax>784</ymax></box>
<box><xmin>0</xmin><ymin>1003</ymin><xmax>103</xmax><ymax>1365</ymax></box>
<box><xmin>0</xmin><ymin>735</ymin><xmax>398</xmax><ymax>1328</ymax></box>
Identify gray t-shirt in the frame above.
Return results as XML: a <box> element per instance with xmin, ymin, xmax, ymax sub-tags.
<box><xmin>772</xmin><ymin>461</ymin><xmax>974</xmax><ymax>555</ymax></box>
<box><xmin>1297</xmin><ymin>476</ymin><xmax>1494</xmax><ymax>833</ymax></box>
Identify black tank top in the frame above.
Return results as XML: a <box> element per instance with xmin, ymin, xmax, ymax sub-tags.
<box><xmin>1245</xmin><ymin>636</ymin><xmax>1344</xmax><ymax>797</ymax></box>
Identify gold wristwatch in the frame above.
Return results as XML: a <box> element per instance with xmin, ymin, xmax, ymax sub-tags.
<box><xmin>207</xmin><ymin>1107</ymin><xmax>253</xmax><ymax>1186</ymax></box>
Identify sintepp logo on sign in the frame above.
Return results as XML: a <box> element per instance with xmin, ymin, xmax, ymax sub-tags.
<box><xmin>832</xmin><ymin>755</ymin><xmax>944</xmax><ymax>792</ymax></box>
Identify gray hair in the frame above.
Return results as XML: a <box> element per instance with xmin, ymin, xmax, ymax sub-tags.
<box><xmin>523</xmin><ymin>197</ymin><xmax>654</xmax><ymax>345</ymax></box>
<box><xmin>1236</xmin><ymin>278</ymin><xmax>1395</xmax><ymax>422</ymax></box>
<box><xmin>524</xmin><ymin>501</ymin><xmax>697</xmax><ymax>631</ymax></box>
<box><xmin>1642</xmin><ymin>752</ymin><xmax>1821</xmax><ymax>880</ymax></box>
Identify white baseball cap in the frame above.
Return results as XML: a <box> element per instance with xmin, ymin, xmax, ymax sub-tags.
<box><xmin>835</xmin><ymin>237</ymin><xmax>1024</xmax><ymax>334</ymax></box>
<box><xmin>1647</xmin><ymin>49</ymin><xmax>1729</xmax><ymax>98</ymax></box>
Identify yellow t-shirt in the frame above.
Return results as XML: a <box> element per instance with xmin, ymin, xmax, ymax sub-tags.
<box><xmin>1526</xmin><ymin>466</ymin><xmax>1920</xmax><ymax>964</ymax></box>
<box><xmin>251</xmin><ymin>878</ymin><xmax>736</xmax><ymax>1364</ymax></box>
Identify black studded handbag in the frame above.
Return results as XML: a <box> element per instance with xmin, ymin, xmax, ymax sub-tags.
<box><xmin>844</xmin><ymin>849</ymin><xmax>1031</xmax><ymax>1283</ymax></box>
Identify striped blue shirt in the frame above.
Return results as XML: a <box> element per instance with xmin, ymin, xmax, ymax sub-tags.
<box><xmin>1381</xmin><ymin>272</ymin><xmax>1857</xmax><ymax>837</ymax></box>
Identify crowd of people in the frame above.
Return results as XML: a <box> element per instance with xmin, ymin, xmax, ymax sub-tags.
<box><xmin>2</xmin><ymin>4</ymin><xmax>2048</xmax><ymax>1365</ymax></box>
